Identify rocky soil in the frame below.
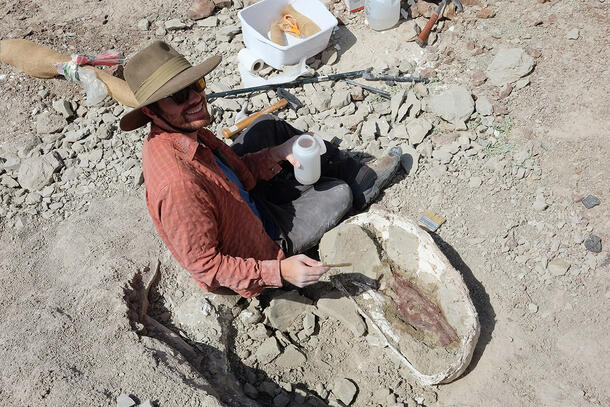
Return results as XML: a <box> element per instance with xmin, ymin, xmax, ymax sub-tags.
<box><xmin>0</xmin><ymin>0</ymin><xmax>608</xmax><ymax>406</ymax></box>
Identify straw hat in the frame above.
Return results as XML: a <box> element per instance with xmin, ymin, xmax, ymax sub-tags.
<box><xmin>120</xmin><ymin>41</ymin><xmax>221</xmax><ymax>131</ymax></box>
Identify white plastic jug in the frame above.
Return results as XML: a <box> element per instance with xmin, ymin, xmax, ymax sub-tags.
<box><xmin>292</xmin><ymin>134</ymin><xmax>327</xmax><ymax>185</ymax></box>
<box><xmin>365</xmin><ymin>0</ymin><xmax>400</xmax><ymax>31</ymax></box>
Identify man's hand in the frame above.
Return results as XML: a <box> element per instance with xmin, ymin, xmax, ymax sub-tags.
<box><xmin>280</xmin><ymin>254</ymin><xmax>330</xmax><ymax>288</ymax></box>
<box><xmin>269</xmin><ymin>134</ymin><xmax>301</xmax><ymax>168</ymax></box>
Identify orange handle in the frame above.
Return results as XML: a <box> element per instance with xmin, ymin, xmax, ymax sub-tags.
<box><xmin>222</xmin><ymin>99</ymin><xmax>288</xmax><ymax>138</ymax></box>
<box><xmin>415</xmin><ymin>12</ymin><xmax>440</xmax><ymax>47</ymax></box>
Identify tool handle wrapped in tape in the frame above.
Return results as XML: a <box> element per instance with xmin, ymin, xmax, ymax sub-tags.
<box><xmin>55</xmin><ymin>50</ymin><xmax>125</xmax><ymax>106</ymax></box>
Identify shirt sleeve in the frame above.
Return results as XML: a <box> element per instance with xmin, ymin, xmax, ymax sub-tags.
<box><xmin>158</xmin><ymin>180</ymin><xmax>283</xmax><ymax>297</ymax></box>
<box><xmin>240</xmin><ymin>148</ymin><xmax>283</xmax><ymax>183</ymax></box>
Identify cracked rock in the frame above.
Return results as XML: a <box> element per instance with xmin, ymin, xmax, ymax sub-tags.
<box><xmin>256</xmin><ymin>336</ymin><xmax>281</xmax><ymax>364</ymax></box>
<box><xmin>317</xmin><ymin>295</ymin><xmax>366</xmax><ymax>337</ymax></box>
<box><xmin>406</xmin><ymin>117</ymin><xmax>432</xmax><ymax>145</ymax></box>
<box><xmin>485</xmin><ymin>48</ymin><xmax>535</xmax><ymax>87</ymax></box>
<box><xmin>17</xmin><ymin>153</ymin><xmax>63</xmax><ymax>191</ymax></box>
<box><xmin>332</xmin><ymin>378</ymin><xmax>357</xmax><ymax>406</ymax></box>
<box><xmin>429</xmin><ymin>85</ymin><xmax>474</xmax><ymax>124</ymax></box>
<box><xmin>264</xmin><ymin>290</ymin><xmax>313</xmax><ymax>332</ymax></box>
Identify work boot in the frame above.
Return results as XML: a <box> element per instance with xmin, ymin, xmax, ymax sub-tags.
<box><xmin>351</xmin><ymin>146</ymin><xmax>402</xmax><ymax>210</ymax></box>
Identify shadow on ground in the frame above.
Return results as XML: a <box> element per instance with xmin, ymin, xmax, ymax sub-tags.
<box><xmin>431</xmin><ymin>233</ymin><xmax>496</xmax><ymax>375</ymax></box>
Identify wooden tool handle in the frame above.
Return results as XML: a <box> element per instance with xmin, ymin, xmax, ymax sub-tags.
<box><xmin>415</xmin><ymin>12</ymin><xmax>440</xmax><ymax>47</ymax></box>
<box><xmin>222</xmin><ymin>98</ymin><xmax>288</xmax><ymax>138</ymax></box>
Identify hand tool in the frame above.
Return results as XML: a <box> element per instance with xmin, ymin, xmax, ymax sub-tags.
<box><xmin>345</xmin><ymin>79</ymin><xmax>391</xmax><ymax>100</ymax></box>
<box><xmin>362</xmin><ymin>72</ymin><xmax>430</xmax><ymax>83</ymax></box>
<box><xmin>323</xmin><ymin>263</ymin><xmax>352</xmax><ymax>268</ymax></box>
<box><xmin>279</xmin><ymin>15</ymin><xmax>304</xmax><ymax>38</ymax></box>
<box><xmin>415</xmin><ymin>0</ymin><xmax>463</xmax><ymax>47</ymax></box>
<box><xmin>206</xmin><ymin>68</ymin><xmax>372</xmax><ymax>101</ymax></box>
<box><xmin>221</xmin><ymin>88</ymin><xmax>302</xmax><ymax>138</ymax></box>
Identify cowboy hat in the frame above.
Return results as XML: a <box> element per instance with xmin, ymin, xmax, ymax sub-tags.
<box><xmin>119</xmin><ymin>41</ymin><xmax>221</xmax><ymax>131</ymax></box>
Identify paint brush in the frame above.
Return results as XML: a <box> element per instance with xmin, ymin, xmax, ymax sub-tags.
<box><xmin>323</xmin><ymin>263</ymin><xmax>352</xmax><ymax>268</ymax></box>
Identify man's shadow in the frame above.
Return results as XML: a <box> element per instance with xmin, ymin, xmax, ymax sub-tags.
<box><xmin>145</xmin><ymin>295</ymin><xmax>331</xmax><ymax>407</ymax></box>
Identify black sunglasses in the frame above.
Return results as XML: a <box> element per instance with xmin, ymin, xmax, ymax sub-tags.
<box><xmin>170</xmin><ymin>78</ymin><xmax>207</xmax><ymax>104</ymax></box>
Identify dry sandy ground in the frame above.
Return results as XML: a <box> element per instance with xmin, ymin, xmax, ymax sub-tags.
<box><xmin>0</xmin><ymin>0</ymin><xmax>609</xmax><ymax>406</ymax></box>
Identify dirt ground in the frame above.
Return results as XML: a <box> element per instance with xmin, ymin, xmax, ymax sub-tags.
<box><xmin>0</xmin><ymin>0</ymin><xmax>609</xmax><ymax>406</ymax></box>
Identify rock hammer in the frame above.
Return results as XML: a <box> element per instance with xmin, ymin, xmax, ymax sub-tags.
<box><xmin>221</xmin><ymin>88</ymin><xmax>302</xmax><ymax>138</ymax></box>
<box><xmin>415</xmin><ymin>0</ymin><xmax>463</xmax><ymax>47</ymax></box>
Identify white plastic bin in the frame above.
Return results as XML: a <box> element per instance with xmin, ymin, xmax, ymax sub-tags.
<box><xmin>238</xmin><ymin>0</ymin><xmax>338</xmax><ymax>69</ymax></box>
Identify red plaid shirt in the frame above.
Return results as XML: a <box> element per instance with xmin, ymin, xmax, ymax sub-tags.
<box><xmin>141</xmin><ymin>118</ymin><xmax>285</xmax><ymax>297</ymax></box>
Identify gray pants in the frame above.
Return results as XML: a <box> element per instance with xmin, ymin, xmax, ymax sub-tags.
<box><xmin>231</xmin><ymin>115</ymin><xmax>364</xmax><ymax>256</ymax></box>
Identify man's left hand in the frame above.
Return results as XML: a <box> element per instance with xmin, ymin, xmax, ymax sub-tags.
<box><xmin>270</xmin><ymin>134</ymin><xmax>302</xmax><ymax>168</ymax></box>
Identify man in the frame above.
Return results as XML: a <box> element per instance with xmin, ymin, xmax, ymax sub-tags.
<box><xmin>120</xmin><ymin>41</ymin><xmax>401</xmax><ymax>298</ymax></box>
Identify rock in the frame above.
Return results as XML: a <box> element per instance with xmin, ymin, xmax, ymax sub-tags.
<box><xmin>413</xmin><ymin>83</ymin><xmax>428</xmax><ymax>98</ymax></box>
<box><xmin>274</xmin><ymin>344</ymin><xmax>307</xmax><ymax>369</ymax></box>
<box><xmin>566</xmin><ymin>28</ymin><xmax>579</xmax><ymax>40</ymax></box>
<box><xmin>197</xmin><ymin>16</ymin><xmax>218</xmax><ymax>27</ymax></box>
<box><xmin>216</xmin><ymin>25</ymin><xmax>241</xmax><ymax>42</ymax></box>
<box><xmin>399</xmin><ymin>144</ymin><xmax>419</xmax><ymax>175</ymax></box>
<box><xmin>389</xmin><ymin>125</ymin><xmax>408</xmax><ymax>140</ymax></box>
<box><xmin>213</xmin><ymin>0</ymin><xmax>232</xmax><ymax>8</ymax></box>
<box><xmin>139</xmin><ymin>401</ymin><xmax>154</xmax><ymax>407</ymax></box>
<box><xmin>333</xmin><ymin>378</ymin><xmax>357</xmax><ymax>406</ymax></box>
<box><xmin>350</xmin><ymin>86</ymin><xmax>364</xmax><ymax>102</ymax></box>
<box><xmin>302</xmin><ymin>312</ymin><xmax>316</xmax><ymax>335</ymax></box>
<box><xmin>312</xmin><ymin>91</ymin><xmax>331</xmax><ymax>112</ymax></box>
<box><xmin>96</xmin><ymin>123</ymin><xmax>112</xmax><ymax>140</ymax></box>
<box><xmin>137</xmin><ymin>18</ymin><xmax>150</xmax><ymax>31</ymax></box>
<box><xmin>264</xmin><ymin>290</ymin><xmax>313</xmax><ymax>332</ymax></box>
<box><xmin>406</xmin><ymin>117</ymin><xmax>432</xmax><ymax>145</ymax></box>
<box><xmin>165</xmin><ymin>18</ymin><xmax>187</xmax><ymax>30</ymax></box>
<box><xmin>428</xmin><ymin>164</ymin><xmax>447</xmax><ymax>178</ymax></box>
<box><xmin>243</xmin><ymin>383</ymin><xmax>258</xmax><ymax>398</ymax></box>
<box><xmin>485</xmin><ymin>48</ymin><xmax>535</xmax><ymax>86</ymax></box>
<box><xmin>213</xmin><ymin>98</ymin><xmax>242</xmax><ymax>111</ymax></box>
<box><xmin>188</xmin><ymin>0</ymin><xmax>215</xmax><ymax>20</ymax></box>
<box><xmin>477</xmin><ymin>7</ymin><xmax>496</xmax><ymax>18</ymax></box>
<box><xmin>116</xmin><ymin>394</ymin><xmax>136</xmax><ymax>407</ymax></box>
<box><xmin>584</xmin><ymin>235</ymin><xmax>602</xmax><ymax>253</ymax></box>
<box><xmin>432</xmin><ymin>146</ymin><xmax>453</xmax><ymax>164</ymax></box>
<box><xmin>273</xmin><ymin>392</ymin><xmax>291</xmax><ymax>407</ymax></box>
<box><xmin>102</xmin><ymin>112</ymin><xmax>116</xmax><ymax>124</ymax></box>
<box><xmin>17</xmin><ymin>153</ymin><xmax>63</xmax><ymax>191</ymax></box>
<box><xmin>476</xmin><ymin>96</ymin><xmax>493</xmax><ymax>116</ymax></box>
<box><xmin>52</xmin><ymin>99</ymin><xmax>75</xmax><ymax>119</ymax></box>
<box><xmin>155</xmin><ymin>27</ymin><xmax>167</xmax><ymax>36</ymax></box>
<box><xmin>36</xmin><ymin>111</ymin><xmax>65</xmax><ymax>134</ymax></box>
<box><xmin>390</xmin><ymin>89</ymin><xmax>407</xmax><ymax>122</ymax></box>
<box><xmin>527</xmin><ymin>303</ymin><xmax>538</xmax><ymax>314</ymax></box>
<box><xmin>548</xmin><ymin>259</ymin><xmax>570</xmax><ymax>276</ymax></box>
<box><xmin>1</xmin><ymin>175</ymin><xmax>19</xmax><ymax>188</ymax></box>
<box><xmin>255</xmin><ymin>336</ymin><xmax>281</xmax><ymax>364</ymax></box>
<box><xmin>429</xmin><ymin>85</ymin><xmax>474</xmax><ymax>124</ymax></box>
<box><xmin>405</xmin><ymin>90</ymin><xmax>421</xmax><ymax>119</ymax></box>
<box><xmin>581</xmin><ymin>195</ymin><xmax>600</xmax><ymax>209</ymax></box>
<box><xmin>330</xmin><ymin>90</ymin><xmax>351</xmax><ymax>110</ymax></box>
<box><xmin>469</xmin><ymin>176</ymin><xmax>482</xmax><ymax>188</ymax></box>
<box><xmin>317</xmin><ymin>295</ymin><xmax>367</xmax><ymax>337</ymax></box>
<box><xmin>515</xmin><ymin>78</ymin><xmax>530</xmax><ymax>89</ymax></box>
<box><xmin>532</xmin><ymin>194</ymin><xmax>547</xmax><ymax>211</ymax></box>
<box><xmin>375</xmin><ymin>117</ymin><xmax>390</xmax><ymax>137</ymax></box>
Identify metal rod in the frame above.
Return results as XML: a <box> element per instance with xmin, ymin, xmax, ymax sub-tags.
<box><xmin>345</xmin><ymin>79</ymin><xmax>391</xmax><ymax>99</ymax></box>
<box><xmin>362</xmin><ymin>72</ymin><xmax>430</xmax><ymax>83</ymax></box>
<box><xmin>206</xmin><ymin>68</ymin><xmax>373</xmax><ymax>101</ymax></box>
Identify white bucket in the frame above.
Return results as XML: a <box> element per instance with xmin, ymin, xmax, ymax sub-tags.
<box><xmin>238</xmin><ymin>0</ymin><xmax>338</xmax><ymax>69</ymax></box>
